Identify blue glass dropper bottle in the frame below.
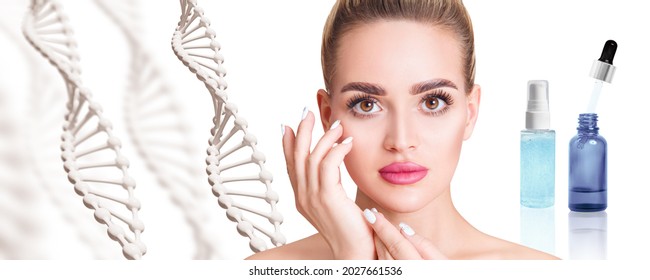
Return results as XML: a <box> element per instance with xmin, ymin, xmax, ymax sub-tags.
<box><xmin>568</xmin><ymin>40</ymin><xmax>617</xmax><ymax>212</ymax></box>
<box><xmin>569</xmin><ymin>114</ymin><xmax>607</xmax><ymax>211</ymax></box>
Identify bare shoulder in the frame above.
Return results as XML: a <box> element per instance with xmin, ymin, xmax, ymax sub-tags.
<box><xmin>245</xmin><ymin>233</ymin><xmax>332</xmax><ymax>260</ymax></box>
<box><xmin>465</xmin><ymin>234</ymin><xmax>560</xmax><ymax>260</ymax></box>
<box><xmin>493</xmin><ymin>239</ymin><xmax>559</xmax><ymax>260</ymax></box>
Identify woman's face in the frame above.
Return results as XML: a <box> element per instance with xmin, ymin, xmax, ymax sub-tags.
<box><xmin>318</xmin><ymin>20</ymin><xmax>480</xmax><ymax>213</ymax></box>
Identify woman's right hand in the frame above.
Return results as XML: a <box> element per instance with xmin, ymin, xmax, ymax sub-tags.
<box><xmin>281</xmin><ymin>108</ymin><xmax>376</xmax><ymax>259</ymax></box>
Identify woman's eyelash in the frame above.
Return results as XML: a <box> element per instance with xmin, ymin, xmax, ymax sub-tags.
<box><xmin>345</xmin><ymin>93</ymin><xmax>376</xmax><ymax>109</ymax></box>
<box><xmin>420</xmin><ymin>90</ymin><xmax>454</xmax><ymax>106</ymax></box>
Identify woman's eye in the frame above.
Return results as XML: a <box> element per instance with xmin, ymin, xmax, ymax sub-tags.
<box><xmin>421</xmin><ymin>96</ymin><xmax>446</xmax><ymax>112</ymax></box>
<box><xmin>353</xmin><ymin>99</ymin><xmax>381</xmax><ymax>114</ymax></box>
<box><xmin>358</xmin><ymin>100</ymin><xmax>375</xmax><ymax>112</ymax></box>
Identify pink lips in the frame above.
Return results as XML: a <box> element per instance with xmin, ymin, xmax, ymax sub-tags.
<box><xmin>378</xmin><ymin>162</ymin><xmax>428</xmax><ymax>185</ymax></box>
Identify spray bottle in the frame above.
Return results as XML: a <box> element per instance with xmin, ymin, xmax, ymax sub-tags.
<box><xmin>521</xmin><ymin>80</ymin><xmax>555</xmax><ymax>208</ymax></box>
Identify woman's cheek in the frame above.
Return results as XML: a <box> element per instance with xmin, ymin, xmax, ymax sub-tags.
<box><xmin>342</xmin><ymin>125</ymin><xmax>380</xmax><ymax>173</ymax></box>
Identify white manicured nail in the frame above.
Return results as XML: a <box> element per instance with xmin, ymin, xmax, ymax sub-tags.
<box><xmin>341</xmin><ymin>136</ymin><xmax>353</xmax><ymax>145</ymax></box>
<box><xmin>280</xmin><ymin>124</ymin><xmax>285</xmax><ymax>136</ymax></box>
<box><xmin>301</xmin><ymin>107</ymin><xmax>309</xmax><ymax>120</ymax></box>
<box><xmin>399</xmin><ymin>222</ymin><xmax>415</xmax><ymax>236</ymax></box>
<box><xmin>371</xmin><ymin>208</ymin><xmax>378</xmax><ymax>213</ymax></box>
<box><xmin>329</xmin><ymin>120</ymin><xmax>341</xmax><ymax>130</ymax></box>
<box><xmin>363</xmin><ymin>209</ymin><xmax>376</xmax><ymax>224</ymax></box>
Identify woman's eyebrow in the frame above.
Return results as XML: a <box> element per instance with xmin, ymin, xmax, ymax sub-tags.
<box><xmin>340</xmin><ymin>82</ymin><xmax>385</xmax><ymax>96</ymax></box>
<box><xmin>411</xmin><ymin>79</ymin><xmax>458</xmax><ymax>94</ymax></box>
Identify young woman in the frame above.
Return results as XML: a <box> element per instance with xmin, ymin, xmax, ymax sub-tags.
<box><xmin>248</xmin><ymin>0</ymin><xmax>558</xmax><ymax>260</ymax></box>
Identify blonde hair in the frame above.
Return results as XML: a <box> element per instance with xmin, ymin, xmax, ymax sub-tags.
<box><xmin>321</xmin><ymin>0</ymin><xmax>476</xmax><ymax>93</ymax></box>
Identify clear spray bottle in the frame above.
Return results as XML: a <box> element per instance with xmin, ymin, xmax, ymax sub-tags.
<box><xmin>568</xmin><ymin>40</ymin><xmax>617</xmax><ymax>212</ymax></box>
<box><xmin>521</xmin><ymin>80</ymin><xmax>555</xmax><ymax>208</ymax></box>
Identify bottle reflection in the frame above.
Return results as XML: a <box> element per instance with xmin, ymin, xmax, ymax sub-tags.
<box><xmin>520</xmin><ymin>206</ymin><xmax>556</xmax><ymax>255</ymax></box>
<box><xmin>568</xmin><ymin>211</ymin><xmax>607</xmax><ymax>259</ymax></box>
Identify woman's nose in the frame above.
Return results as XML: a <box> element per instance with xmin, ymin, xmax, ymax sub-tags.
<box><xmin>383</xmin><ymin>111</ymin><xmax>419</xmax><ymax>153</ymax></box>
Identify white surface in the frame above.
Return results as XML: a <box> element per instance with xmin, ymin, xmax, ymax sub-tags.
<box><xmin>1</xmin><ymin>0</ymin><xmax>648</xmax><ymax>260</ymax></box>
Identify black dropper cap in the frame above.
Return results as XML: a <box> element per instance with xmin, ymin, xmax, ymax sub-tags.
<box><xmin>598</xmin><ymin>40</ymin><xmax>617</xmax><ymax>64</ymax></box>
<box><xmin>590</xmin><ymin>39</ymin><xmax>617</xmax><ymax>83</ymax></box>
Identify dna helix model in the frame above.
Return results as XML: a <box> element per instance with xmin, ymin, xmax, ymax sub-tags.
<box><xmin>22</xmin><ymin>0</ymin><xmax>146</xmax><ymax>259</ymax></box>
<box><xmin>17</xmin><ymin>19</ymin><xmax>118</xmax><ymax>259</ymax></box>
<box><xmin>171</xmin><ymin>0</ymin><xmax>286</xmax><ymax>252</ymax></box>
<box><xmin>3</xmin><ymin>18</ymin><xmax>110</xmax><ymax>259</ymax></box>
<box><xmin>93</xmin><ymin>0</ymin><xmax>222</xmax><ymax>259</ymax></box>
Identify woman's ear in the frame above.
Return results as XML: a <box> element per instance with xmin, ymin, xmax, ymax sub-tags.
<box><xmin>316</xmin><ymin>89</ymin><xmax>332</xmax><ymax>131</ymax></box>
<box><xmin>463</xmin><ymin>84</ymin><xmax>481</xmax><ymax>140</ymax></box>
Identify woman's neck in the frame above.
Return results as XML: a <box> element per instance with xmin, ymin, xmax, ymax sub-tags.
<box><xmin>355</xmin><ymin>188</ymin><xmax>477</xmax><ymax>254</ymax></box>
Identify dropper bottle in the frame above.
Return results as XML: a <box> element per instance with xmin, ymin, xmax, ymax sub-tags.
<box><xmin>568</xmin><ymin>40</ymin><xmax>617</xmax><ymax>212</ymax></box>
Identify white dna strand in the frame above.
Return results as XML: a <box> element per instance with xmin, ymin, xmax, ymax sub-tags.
<box><xmin>2</xmin><ymin>17</ymin><xmax>108</xmax><ymax>259</ymax></box>
<box><xmin>93</xmin><ymin>0</ymin><xmax>222</xmax><ymax>259</ymax></box>
<box><xmin>0</xmin><ymin>18</ymin><xmax>118</xmax><ymax>259</ymax></box>
<box><xmin>25</xmin><ymin>77</ymin><xmax>119</xmax><ymax>259</ymax></box>
<box><xmin>22</xmin><ymin>0</ymin><xmax>146</xmax><ymax>259</ymax></box>
<box><xmin>172</xmin><ymin>0</ymin><xmax>286</xmax><ymax>252</ymax></box>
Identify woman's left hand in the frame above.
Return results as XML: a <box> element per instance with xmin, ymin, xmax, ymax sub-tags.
<box><xmin>363</xmin><ymin>209</ymin><xmax>447</xmax><ymax>260</ymax></box>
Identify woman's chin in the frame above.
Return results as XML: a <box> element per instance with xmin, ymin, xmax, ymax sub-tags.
<box><xmin>367</xmin><ymin>188</ymin><xmax>434</xmax><ymax>214</ymax></box>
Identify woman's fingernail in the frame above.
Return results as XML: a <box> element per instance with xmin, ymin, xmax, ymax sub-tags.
<box><xmin>329</xmin><ymin>120</ymin><xmax>341</xmax><ymax>130</ymax></box>
<box><xmin>371</xmin><ymin>208</ymin><xmax>378</xmax><ymax>213</ymax></box>
<box><xmin>341</xmin><ymin>136</ymin><xmax>353</xmax><ymax>145</ymax></box>
<box><xmin>301</xmin><ymin>106</ymin><xmax>309</xmax><ymax>120</ymax></box>
<box><xmin>363</xmin><ymin>209</ymin><xmax>376</xmax><ymax>224</ymax></box>
<box><xmin>399</xmin><ymin>222</ymin><xmax>415</xmax><ymax>236</ymax></box>
<box><xmin>280</xmin><ymin>124</ymin><xmax>285</xmax><ymax>136</ymax></box>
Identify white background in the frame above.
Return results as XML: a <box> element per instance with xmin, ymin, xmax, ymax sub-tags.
<box><xmin>1</xmin><ymin>0</ymin><xmax>649</xmax><ymax>264</ymax></box>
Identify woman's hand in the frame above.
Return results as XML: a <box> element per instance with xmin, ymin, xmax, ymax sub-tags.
<box><xmin>364</xmin><ymin>209</ymin><xmax>447</xmax><ymax>260</ymax></box>
<box><xmin>282</xmin><ymin>108</ymin><xmax>375</xmax><ymax>259</ymax></box>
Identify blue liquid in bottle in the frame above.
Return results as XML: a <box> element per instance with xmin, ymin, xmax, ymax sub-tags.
<box><xmin>521</xmin><ymin>130</ymin><xmax>556</xmax><ymax>208</ymax></box>
<box><xmin>569</xmin><ymin>113</ymin><xmax>607</xmax><ymax>212</ymax></box>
